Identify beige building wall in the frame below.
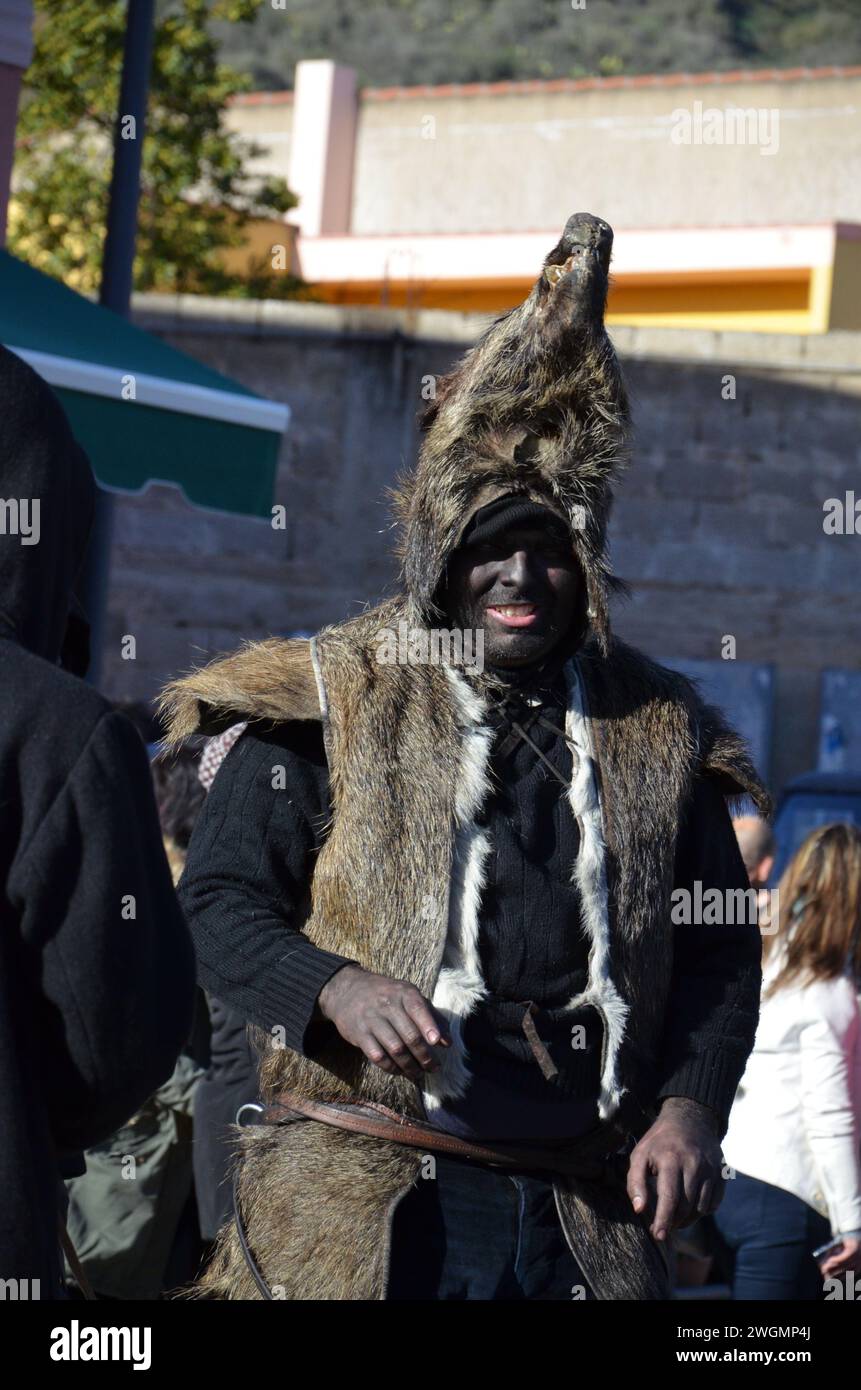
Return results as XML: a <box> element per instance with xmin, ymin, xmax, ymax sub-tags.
<box><xmin>225</xmin><ymin>93</ymin><xmax>293</xmax><ymax>184</ymax></box>
<box><xmin>351</xmin><ymin>74</ymin><xmax>861</xmax><ymax>234</ymax></box>
<box><xmin>226</xmin><ymin>70</ymin><xmax>861</xmax><ymax>236</ymax></box>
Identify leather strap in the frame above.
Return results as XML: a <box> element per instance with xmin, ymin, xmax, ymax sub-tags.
<box><xmin>519</xmin><ymin>1000</ymin><xmax>560</xmax><ymax>1081</ymax></box>
<box><xmin>232</xmin><ymin>1175</ymin><xmax>274</xmax><ymax>1301</ymax></box>
<box><xmin>260</xmin><ymin>1089</ymin><xmax>626</xmax><ymax>1179</ymax></box>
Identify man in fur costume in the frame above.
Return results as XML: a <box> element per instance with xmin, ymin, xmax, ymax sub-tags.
<box><xmin>163</xmin><ymin>213</ymin><xmax>770</xmax><ymax>1301</ymax></box>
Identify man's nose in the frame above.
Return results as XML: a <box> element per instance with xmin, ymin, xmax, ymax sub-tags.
<box><xmin>500</xmin><ymin>550</ymin><xmax>532</xmax><ymax>584</ymax></box>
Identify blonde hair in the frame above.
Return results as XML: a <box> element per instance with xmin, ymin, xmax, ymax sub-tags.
<box><xmin>762</xmin><ymin>822</ymin><xmax>861</xmax><ymax>998</ymax></box>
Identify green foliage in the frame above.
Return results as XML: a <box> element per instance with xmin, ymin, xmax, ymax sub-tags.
<box><xmin>12</xmin><ymin>0</ymin><xmax>860</xmax><ymax>296</ymax></box>
<box><xmin>723</xmin><ymin>0</ymin><xmax>861</xmax><ymax>66</ymax></box>
<box><xmin>11</xmin><ymin>0</ymin><xmax>302</xmax><ymax>297</ymax></box>
<box><xmin>213</xmin><ymin>0</ymin><xmax>861</xmax><ymax>90</ymax></box>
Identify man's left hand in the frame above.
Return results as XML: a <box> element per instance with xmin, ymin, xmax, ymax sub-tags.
<box><xmin>626</xmin><ymin>1097</ymin><xmax>725</xmax><ymax>1242</ymax></box>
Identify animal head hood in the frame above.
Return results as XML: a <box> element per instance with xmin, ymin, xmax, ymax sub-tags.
<box><xmin>0</xmin><ymin>345</ymin><xmax>96</xmax><ymax>667</ymax></box>
<box><xmin>392</xmin><ymin>212</ymin><xmax>630</xmax><ymax>653</ymax></box>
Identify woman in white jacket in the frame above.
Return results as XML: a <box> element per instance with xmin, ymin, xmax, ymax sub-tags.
<box><xmin>716</xmin><ymin>822</ymin><xmax>861</xmax><ymax>1299</ymax></box>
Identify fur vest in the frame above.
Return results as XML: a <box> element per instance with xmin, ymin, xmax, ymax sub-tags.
<box><xmin>161</xmin><ymin>596</ymin><xmax>769</xmax><ymax>1300</ymax></box>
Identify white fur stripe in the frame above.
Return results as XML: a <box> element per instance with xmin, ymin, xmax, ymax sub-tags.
<box><xmin>308</xmin><ymin>635</ymin><xmax>334</xmax><ymax>765</ymax></box>
<box><xmin>564</xmin><ymin>659</ymin><xmax>629</xmax><ymax>1120</ymax></box>
<box><xmin>308</xmin><ymin>635</ymin><xmax>328</xmax><ymax>720</ymax></box>
<box><xmin>423</xmin><ymin>667</ymin><xmax>494</xmax><ymax>1110</ymax></box>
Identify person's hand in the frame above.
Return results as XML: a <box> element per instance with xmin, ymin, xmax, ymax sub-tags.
<box><xmin>317</xmin><ymin>965</ymin><xmax>451</xmax><ymax>1082</ymax></box>
<box><xmin>819</xmin><ymin>1236</ymin><xmax>861</xmax><ymax>1279</ymax></box>
<box><xmin>626</xmin><ymin>1097</ymin><xmax>725</xmax><ymax>1242</ymax></box>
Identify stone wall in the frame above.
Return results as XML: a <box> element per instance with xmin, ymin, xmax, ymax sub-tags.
<box><xmin>109</xmin><ymin>296</ymin><xmax>861</xmax><ymax>793</ymax></box>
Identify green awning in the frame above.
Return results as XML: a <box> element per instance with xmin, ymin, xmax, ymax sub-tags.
<box><xmin>0</xmin><ymin>250</ymin><xmax>288</xmax><ymax>517</ymax></box>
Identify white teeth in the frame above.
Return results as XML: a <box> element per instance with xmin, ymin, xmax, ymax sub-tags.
<box><xmin>544</xmin><ymin>264</ymin><xmax>565</xmax><ymax>286</ymax></box>
<box><xmin>495</xmin><ymin>605</ymin><xmax>534</xmax><ymax>617</ymax></box>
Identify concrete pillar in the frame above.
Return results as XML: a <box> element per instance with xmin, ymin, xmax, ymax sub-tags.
<box><xmin>287</xmin><ymin>60</ymin><xmax>357</xmax><ymax>238</ymax></box>
<box><xmin>0</xmin><ymin>1</ymin><xmax>34</xmax><ymax>247</ymax></box>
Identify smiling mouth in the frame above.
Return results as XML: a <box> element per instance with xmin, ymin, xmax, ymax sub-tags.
<box><xmin>486</xmin><ymin>602</ymin><xmax>540</xmax><ymax>628</ymax></box>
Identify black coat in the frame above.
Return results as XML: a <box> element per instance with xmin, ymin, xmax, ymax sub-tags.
<box><xmin>0</xmin><ymin>346</ymin><xmax>196</xmax><ymax>1296</ymax></box>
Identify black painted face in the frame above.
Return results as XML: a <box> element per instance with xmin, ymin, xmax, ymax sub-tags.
<box><xmin>443</xmin><ymin>524</ymin><xmax>583</xmax><ymax>668</ymax></box>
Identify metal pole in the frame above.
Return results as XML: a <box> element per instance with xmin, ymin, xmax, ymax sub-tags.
<box><xmin>81</xmin><ymin>0</ymin><xmax>155</xmax><ymax>685</ymax></box>
<box><xmin>99</xmin><ymin>0</ymin><xmax>156</xmax><ymax>316</ymax></box>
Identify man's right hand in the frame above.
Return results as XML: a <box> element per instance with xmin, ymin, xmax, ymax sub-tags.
<box><xmin>317</xmin><ymin>965</ymin><xmax>452</xmax><ymax>1082</ymax></box>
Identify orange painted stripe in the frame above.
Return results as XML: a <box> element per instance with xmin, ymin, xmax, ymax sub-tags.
<box><xmin>230</xmin><ymin>64</ymin><xmax>861</xmax><ymax>106</ymax></box>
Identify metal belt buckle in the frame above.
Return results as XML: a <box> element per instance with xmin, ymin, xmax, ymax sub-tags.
<box><xmin>235</xmin><ymin>1102</ymin><xmax>265</xmax><ymax>1127</ymax></box>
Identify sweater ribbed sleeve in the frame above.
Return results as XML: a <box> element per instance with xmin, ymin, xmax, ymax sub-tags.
<box><xmin>178</xmin><ymin>721</ymin><xmax>354</xmax><ymax>1056</ymax></box>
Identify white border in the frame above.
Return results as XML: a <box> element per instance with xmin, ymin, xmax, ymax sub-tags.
<box><xmin>6</xmin><ymin>344</ymin><xmax>290</xmax><ymax>434</ymax></box>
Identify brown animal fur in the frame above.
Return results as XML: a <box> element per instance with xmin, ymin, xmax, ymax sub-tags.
<box><xmin>158</xmin><ymin>636</ymin><xmax>321</xmax><ymax>742</ymax></box>
<box><xmin>200</xmin><ymin>1122</ymin><xmax>422</xmax><ymax>1300</ymax></box>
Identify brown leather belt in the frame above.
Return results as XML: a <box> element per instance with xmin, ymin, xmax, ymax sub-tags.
<box><xmin>232</xmin><ymin>1090</ymin><xmax>632</xmax><ymax>1299</ymax></box>
<box><xmin>261</xmin><ymin>1089</ymin><xmax>630</xmax><ymax>1180</ymax></box>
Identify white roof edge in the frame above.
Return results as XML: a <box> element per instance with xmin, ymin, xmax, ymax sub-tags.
<box><xmin>296</xmin><ymin>223</ymin><xmax>839</xmax><ymax>281</ymax></box>
<box><xmin>6</xmin><ymin>344</ymin><xmax>290</xmax><ymax>434</ymax></box>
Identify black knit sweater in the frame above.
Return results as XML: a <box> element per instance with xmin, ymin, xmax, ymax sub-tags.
<box><xmin>438</xmin><ymin>671</ymin><xmax>601</xmax><ymax>1137</ymax></box>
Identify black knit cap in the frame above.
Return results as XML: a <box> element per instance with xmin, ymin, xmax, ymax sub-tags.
<box><xmin>457</xmin><ymin>494</ymin><xmax>570</xmax><ymax>550</ymax></box>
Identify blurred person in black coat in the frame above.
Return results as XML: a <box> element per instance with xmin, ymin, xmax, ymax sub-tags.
<box><xmin>187</xmin><ymin>724</ymin><xmax>260</xmax><ymax>1248</ymax></box>
<box><xmin>0</xmin><ymin>345</ymin><xmax>196</xmax><ymax>1298</ymax></box>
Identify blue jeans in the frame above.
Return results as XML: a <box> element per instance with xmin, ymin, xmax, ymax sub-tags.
<box><xmin>386</xmin><ymin>1154</ymin><xmax>594</xmax><ymax>1300</ymax></box>
<box><xmin>714</xmin><ymin>1170</ymin><xmax>832</xmax><ymax>1300</ymax></box>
